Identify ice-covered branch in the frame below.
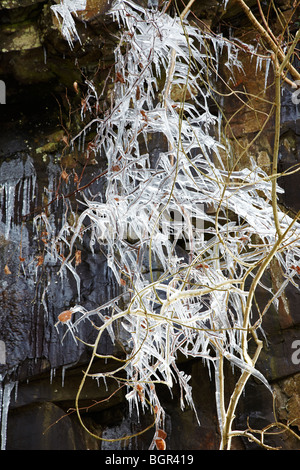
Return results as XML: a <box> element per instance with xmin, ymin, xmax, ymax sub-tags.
<box><xmin>49</xmin><ymin>0</ymin><xmax>300</xmax><ymax>449</ymax></box>
<box><xmin>51</xmin><ymin>0</ymin><xmax>87</xmax><ymax>47</ymax></box>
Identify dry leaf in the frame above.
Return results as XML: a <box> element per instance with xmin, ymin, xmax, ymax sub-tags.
<box><xmin>112</xmin><ymin>164</ymin><xmax>121</xmax><ymax>172</ymax></box>
<box><xmin>116</xmin><ymin>72</ymin><xmax>125</xmax><ymax>84</ymax></box>
<box><xmin>58</xmin><ymin>310</ymin><xmax>73</xmax><ymax>323</ymax></box>
<box><xmin>136</xmin><ymin>383</ymin><xmax>144</xmax><ymax>402</ymax></box>
<box><xmin>36</xmin><ymin>255</ymin><xmax>44</xmax><ymax>266</ymax></box>
<box><xmin>62</xmin><ymin>135</ymin><xmax>69</xmax><ymax>146</ymax></box>
<box><xmin>291</xmin><ymin>265</ymin><xmax>300</xmax><ymax>274</ymax></box>
<box><xmin>4</xmin><ymin>265</ymin><xmax>11</xmax><ymax>275</ymax></box>
<box><xmin>61</xmin><ymin>170</ymin><xmax>69</xmax><ymax>183</ymax></box>
<box><xmin>73</xmin><ymin>81</ymin><xmax>79</xmax><ymax>94</ymax></box>
<box><xmin>157</xmin><ymin>429</ymin><xmax>167</xmax><ymax>440</ymax></box>
<box><xmin>155</xmin><ymin>438</ymin><xmax>166</xmax><ymax>450</ymax></box>
<box><xmin>136</xmin><ymin>85</ymin><xmax>140</xmax><ymax>101</ymax></box>
<box><xmin>75</xmin><ymin>250</ymin><xmax>81</xmax><ymax>266</ymax></box>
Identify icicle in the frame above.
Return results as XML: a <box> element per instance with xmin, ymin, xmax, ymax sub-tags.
<box><xmin>14</xmin><ymin>382</ymin><xmax>18</xmax><ymax>403</ymax></box>
<box><xmin>103</xmin><ymin>375</ymin><xmax>108</xmax><ymax>392</ymax></box>
<box><xmin>0</xmin><ymin>381</ymin><xmax>16</xmax><ymax>450</ymax></box>
<box><xmin>264</xmin><ymin>57</ymin><xmax>271</xmax><ymax>90</ymax></box>
<box><xmin>0</xmin><ymin>342</ymin><xmax>5</xmax><ymax>366</ymax></box>
<box><xmin>62</xmin><ymin>366</ymin><xmax>66</xmax><ymax>387</ymax></box>
<box><xmin>0</xmin><ymin>156</ymin><xmax>36</xmax><ymax>240</ymax></box>
<box><xmin>50</xmin><ymin>368</ymin><xmax>56</xmax><ymax>384</ymax></box>
<box><xmin>214</xmin><ymin>359</ymin><xmax>224</xmax><ymax>434</ymax></box>
<box><xmin>21</xmin><ymin>177</ymin><xmax>29</xmax><ymax>217</ymax></box>
<box><xmin>4</xmin><ymin>183</ymin><xmax>16</xmax><ymax>240</ymax></box>
<box><xmin>50</xmin><ymin>0</ymin><xmax>87</xmax><ymax>48</ymax></box>
<box><xmin>255</xmin><ymin>55</ymin><xmax>263</xmax><ymax>74</ymax></box>
<box><xmin>0</xmin><ymin>377</ymin><xmax>3</xmax><ymax>426</ymax></box>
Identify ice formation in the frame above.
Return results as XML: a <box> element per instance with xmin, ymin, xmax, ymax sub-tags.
<box><xmin>50</xmin><ymin>0</ymin><xmax>87</xmax><ymax>48</ymax></box>
<box><xmin>2</xmin><ymin>0</ymin><xmax>297</xmax><ymax>450</ymax></box>
<box><xmin>0</xmin><ymin>377</ymin><xmax>17</xmax><ymax>450</ymax></box>
<box><xmin>0</xmin><ymin>156</ymin><xmax>36</xmax><ymax>241</ymax></box>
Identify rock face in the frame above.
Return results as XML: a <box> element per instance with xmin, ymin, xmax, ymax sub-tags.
<box><xmin>0</xmin><ymin>0</ymin><xmax>299</xmax><ymax>451</ymax></box>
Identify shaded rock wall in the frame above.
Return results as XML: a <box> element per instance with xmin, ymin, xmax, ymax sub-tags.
<box><xmin>0</xmin><ymin>0</ymin><xmax>299</xmax><ymax>450</ymax></box>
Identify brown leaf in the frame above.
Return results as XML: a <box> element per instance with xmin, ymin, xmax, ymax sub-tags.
<box><xmin>291</xmin><ymin>265</ymin><xmax>300</xmax><ymax>274</ymax></box>
<box><xmin>115</xmin><ymin>72</ymin><xmax>125</xmax><ymax>84</ymax></box>
<box><xmin>62</xmin><ymin>135</ymin><xmax>69</xmax><ymax>146</ymax></box>
<box><xmin>136</xmin><ymin>85</ymin><xmax>140</xmax><ymax>101</ymax></box>
<box><xmin>155</xmin><ymin>438</ymin><xmax>166</xmax><ymax>450</ymax></box>
<box><xmin>73</xmin><ymin>81</ymin><xmax>79</xmax><ymax>94</ymax></box>
<box><xmin>36</xmin><ymin>255</ymin><xmax>44</xmax><ymax>266</ymax></box>
<box><xmin>75</xmin><ymin>250</ymin><xmax>81</xmax><ymax>266</ymax></box>
<box><xmin>136</xmin><ymin>383</ymin><xmax>144</xmax><ymax>402</ymax></box>
<box><xmin>61</xmin><ymin>170</ymin><xmax>69</xmax><ymax>183</ymax></box>
<box><xmin>58</xmin><ymin>310</ymin><xmax>73</xmax><ymax>323</ymax></box>
<box><xmin>120</xmin><ymin>278</ymin><xmax>126</xmax><ymax>286</ymax></box>
<box><xmin>112</xmin><ymin>164</ymin><xmax>121</xmax><ymax>172</ymax></box>
<box><xmin>157</xmin><ymin>429</ymin><xmax>167</xmax><ymax>440</ymax></box>
<box><xmin>4</xmin><ymin>264</ymin><xmax>11</xmax><ymax>275</ymax></box>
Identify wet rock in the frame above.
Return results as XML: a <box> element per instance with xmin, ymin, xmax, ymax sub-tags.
<box><xmin>278</xmin><ymin>75</ymin><xmax>300</xmax><ymax>213</ymax></box>
<box><xmin>272</xmin><ymin>374</ymin><xmax>300</xmax><ymax>450</ymax></box>
<box><xmin>0</xmin><ymin>0</ymin><xmax>44</xmax><ymax>9</ymax></box>
<box><xmin>6</xmin><ymin>401</ymin><xmax>100</xmax><ymax>450</ymax></box>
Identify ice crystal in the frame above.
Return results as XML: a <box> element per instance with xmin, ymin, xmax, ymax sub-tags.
<box><xmin>50</xmin><ymin>0</ymin><xmax>300</xmax><ymax>447</ymax></box>
<box><xmin>51</xmin><ymin>0</ymin><xmax>87</xmax><ymax>48</ymax></box>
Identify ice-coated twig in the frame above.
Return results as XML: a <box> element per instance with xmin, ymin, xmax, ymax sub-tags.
<box><xmin>51</xmin><ymin>0</ymin><xmax>87</xmax><ymax>48</ymax></box>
